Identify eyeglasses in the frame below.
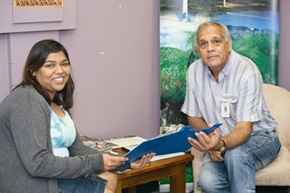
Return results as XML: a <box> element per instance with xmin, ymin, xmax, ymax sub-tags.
<box><xmin>197</xmin><ymin>38</ymin><xmax>223</xmax><ymax>49</ymax></box>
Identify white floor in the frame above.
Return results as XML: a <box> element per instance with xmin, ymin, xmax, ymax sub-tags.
<box><xmin>159</xmin><ymin>182</ymin><xmax>193</xmax><ymax>193</ymax></box>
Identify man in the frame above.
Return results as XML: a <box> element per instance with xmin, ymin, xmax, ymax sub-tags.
<box><xmin>181</xmin><ymin>21</ymin><xmax>281</xmax><ymax>193</ymax></box>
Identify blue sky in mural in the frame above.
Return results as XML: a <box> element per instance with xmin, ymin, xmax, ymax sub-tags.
<box><xmin>160</xmin><ymin>11</ymin><xmax>279</xmax><ymax>51</ymax></box>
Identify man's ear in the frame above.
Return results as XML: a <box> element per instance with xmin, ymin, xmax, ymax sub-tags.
<box><xmin>227</xmin><ymin>37</ymin><xmax>233</xmax><ymax>52</ymax></box>
<box><xmin>195</xmin><ymin>46</ymin><xmax>199</xmax><ymax>55</ymax></box>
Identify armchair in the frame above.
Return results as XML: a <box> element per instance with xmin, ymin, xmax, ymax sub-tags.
<box><xmin>191</xmin><ymin>83</ymin><xmax>290</xmax><ymax>193</ymax></box>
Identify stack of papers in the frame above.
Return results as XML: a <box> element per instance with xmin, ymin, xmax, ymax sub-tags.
<box><xmin>150</xmin><ymin>152</ymin><xmax>185</xmax><ymax>162</ymax></box>
<box><xmin>122</xmin><ymin>144</ymin><xmax>185</xmax><ymax>162</ymax></box>
<box><xmin>81</xmin><ymin>135</ymin><xmax>146</xmax><ymax>152</ymax></box>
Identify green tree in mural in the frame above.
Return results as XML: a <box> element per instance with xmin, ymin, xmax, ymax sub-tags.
<box><xmin>160</xmin><ymin>47</ymin><xmax>190</xmax><ymax>125</ymax></box>
<box><xmin>231</xmin><ymin>29</ymin><xmax>279</xmax><ymax>84</ymax></box>
<box><xmin>160</xmin><ymin>47</ymin><xmax>188</xmax><ymax>103</ymax></box>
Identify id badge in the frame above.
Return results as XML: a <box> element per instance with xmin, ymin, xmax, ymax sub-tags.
<box><xmin>221</xmin><ymin>102</ymin><xmax>230</xmax><ymax>117</ymax></box>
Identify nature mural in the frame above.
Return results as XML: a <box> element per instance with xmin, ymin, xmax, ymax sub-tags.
<box><xmin>160</xmin><ymin>0</ymin><xmax>280</xmax><ymax>130</ymax></box>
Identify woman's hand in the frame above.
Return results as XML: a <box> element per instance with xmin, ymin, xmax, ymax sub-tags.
<box><xmin>102</xmin><ymin>153</ymin><xmax>128</xmax><ymax>171</ymax></box>
<box><xmin>130</xmin><ymin>153</ymin><xmax>155</xmax><ymax>170</ymax></box>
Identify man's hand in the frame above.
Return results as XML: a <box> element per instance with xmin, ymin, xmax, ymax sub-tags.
<box><xmin>208</xmin><ymin>150</ymin><xmax>224</xmax><ymax>162</ymax></box>
<box><xmin>187</xmin><ymin>129</ymin><xmax>220</xmax><ymax>151</ymax></box>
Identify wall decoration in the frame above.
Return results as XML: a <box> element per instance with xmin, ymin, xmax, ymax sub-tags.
<box><xmin>12</xmin><ymin>0</ymin><xmax>64</xmax><ymax>24</ymax></box>
<box><xmin>160</xmin><ymin>0</ymin><xmax>280</xmax><ymax>129</ymax></box>
<box><xmin>14</xmin><ymin>0</ymin><xmax>63</xmax><ymax>7</ymax></box>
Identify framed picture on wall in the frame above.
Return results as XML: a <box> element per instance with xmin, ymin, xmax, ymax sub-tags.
<box><xmin>14</xmin><ymin>0</ymin><xmax>63</xmax><ymax>7</ymax></box>
<box><xmin>13</xmin><ymin>0</ymin><xmax>64</xmax><ymax>23</ymax></box>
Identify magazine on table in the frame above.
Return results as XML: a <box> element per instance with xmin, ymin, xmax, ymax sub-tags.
<box><xmin>81</xmin><ymin>135</ymin><xmax>146</xmax><ymax>152</ymax></box>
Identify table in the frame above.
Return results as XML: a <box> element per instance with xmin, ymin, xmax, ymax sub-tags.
<box><xmin>114</xmin><ymin>148</ymin><xmax>194</xmax><ymax>193</ymax></box>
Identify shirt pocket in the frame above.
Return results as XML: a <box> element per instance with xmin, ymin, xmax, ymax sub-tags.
<box><xmin>219</xmin><ymin>94</ymin><xmax>238</xmax><ymax>115</ymax></box>
<box><xmin>219</xmin><ymin>94</ymin><xmax>238</xmax><ymax>103</ymax></box>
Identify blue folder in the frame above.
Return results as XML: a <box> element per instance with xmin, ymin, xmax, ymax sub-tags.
<box><xmin>123</xmin><ymin>123</ymin><xmax>222</xmax><ymax>164</ymax></box>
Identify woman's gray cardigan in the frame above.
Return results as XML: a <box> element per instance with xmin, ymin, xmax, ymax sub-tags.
<box><xmin>0</xmin><ymin>86</ymin><xmax>105</xmax><ymax>193</ymax></box>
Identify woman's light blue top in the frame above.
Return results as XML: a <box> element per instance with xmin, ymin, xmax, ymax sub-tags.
<box><xmin>50</xmin><ymin>108</ymin><xmax>76</xmax><ymax>157</ymax></box>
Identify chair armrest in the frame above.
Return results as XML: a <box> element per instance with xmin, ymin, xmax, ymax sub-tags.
<box><xmin>191</xmin><ymin>147</ymin><xmax>205</xmax><ymax>193</ymax></box>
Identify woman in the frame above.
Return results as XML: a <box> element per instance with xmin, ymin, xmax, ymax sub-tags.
<box><xmin>0</xmin><ymin>39</ymin><xmax>154</xmax><ymax>193</ymax></box>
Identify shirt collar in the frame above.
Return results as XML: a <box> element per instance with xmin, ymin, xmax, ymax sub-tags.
<box><xmin>205</xmin><ymin>51</ymin><xmax>234</xmax><ymax>79</ymax></box>
<box><xmin>221</xmin><ymin>50</ymin><xmax>234</xmax><ymax>77</ymax></box>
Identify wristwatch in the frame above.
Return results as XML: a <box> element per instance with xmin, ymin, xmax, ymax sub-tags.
<box><xmin>220</xmin><ymin>138</ymin><xmax>227</xmax><ymax>157</ymax></box>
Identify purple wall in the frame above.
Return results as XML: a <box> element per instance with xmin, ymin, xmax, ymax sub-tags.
<box><xmin>59</xmin><ymin>1</ymin><xmax>160</xmax><ymax>139</ymax></box>
<box><xmin>278</xmin><ymin>0</ymin><xmax>290</xmax><ymax>90</ymax></box>
<box><xmin>0</xmin><ymin>0</ymin><xmax>289</xmax><ymax>139</ymax></box>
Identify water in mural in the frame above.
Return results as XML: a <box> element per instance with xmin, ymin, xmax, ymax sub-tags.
<box><xmin>160</xmin><ymin>0</ymin><xmax>280</xmax><ymax>131</ymax></box>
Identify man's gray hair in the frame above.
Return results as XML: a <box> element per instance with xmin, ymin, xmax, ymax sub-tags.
<box><xmin>194</xmin><ymin>21</ymin><xmax>231</xmax><ymax>47</ymax></box>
